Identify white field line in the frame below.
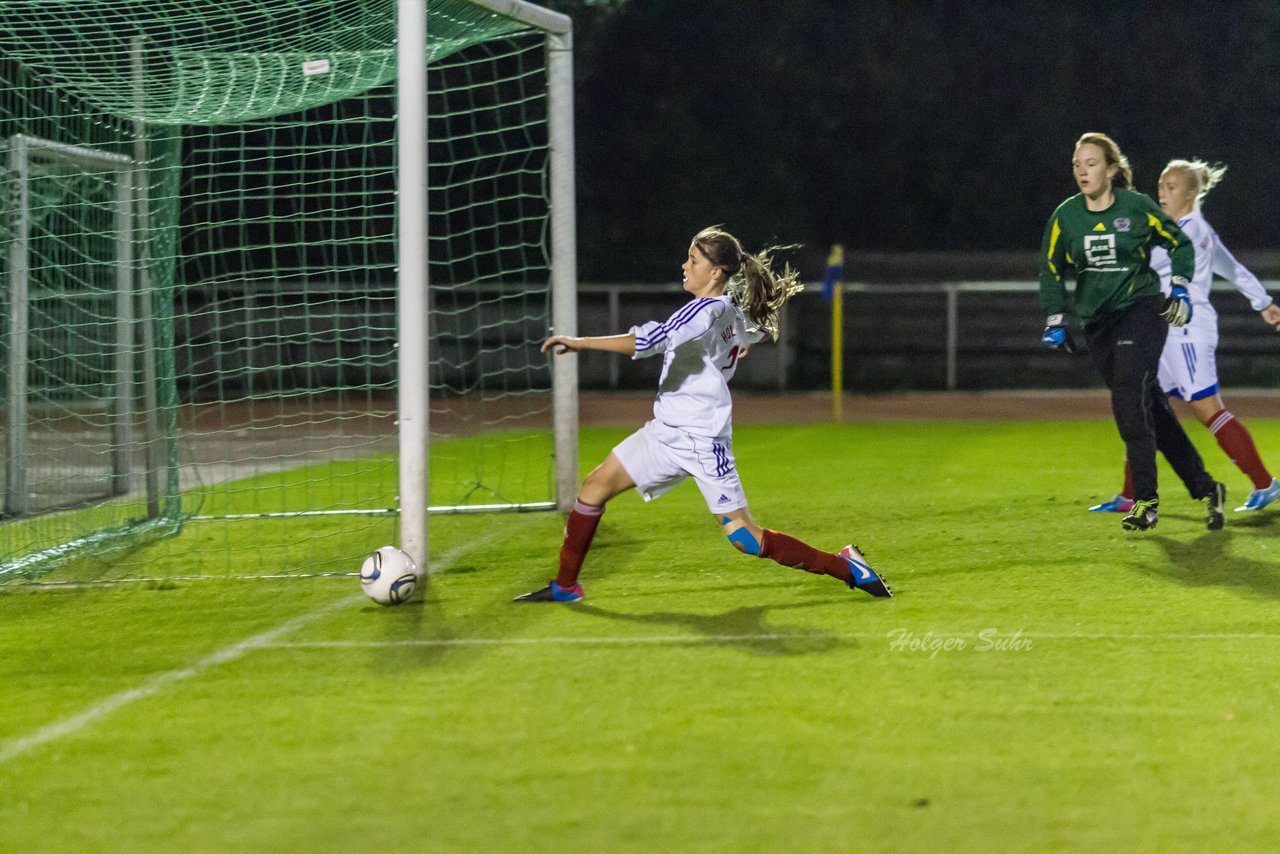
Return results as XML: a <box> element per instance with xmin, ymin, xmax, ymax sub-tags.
<box><xmin>265</xmin><ymin>629</ymin><xmax>1280</xmax><ymax>650</ymax></box>
<box><xmin>1020</xmin><ymin>632</ymin><xmax>1280</xmax><ymax>640</ymax></box>
<box><xmin>0</xmin><ymin>517</ymin><xmax>547</xmax><ymax>766</ymax></box>
<box><xmin>0</xmin><ymin>596</ymin><xmax>359</xmax><ymax>766</ymax></box>
<box><xmin>24</xmin><ymin>572</ymin><xmax>359</xmax><ymax>590</ymax></box>
<box><xmin>272</xmin><ymin>633</ymin><xmax>823</xmax><ymax>649</ymax></box>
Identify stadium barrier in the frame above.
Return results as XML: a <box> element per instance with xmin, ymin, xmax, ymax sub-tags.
<box><xmin>170</xmin><ymin>279</ymin><xmax>1280</xmax><ymax>395</ymax></box>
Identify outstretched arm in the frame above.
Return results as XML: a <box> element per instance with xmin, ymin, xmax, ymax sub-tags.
<box><xmin>541</xmin><ymin>332</ymin><xmax>636</xmax><ymax>357</ymax></box>
<box><xmin>1209</xmin><ymin>232</ymin><xmax>1280</xmax><ymax>330</ymax></box>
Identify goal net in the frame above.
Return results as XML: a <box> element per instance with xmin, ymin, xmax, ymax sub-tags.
<box><xmin>0</xmin><ymin>0</ymin><xmax>577</xmax><ymax>583</ymax></box>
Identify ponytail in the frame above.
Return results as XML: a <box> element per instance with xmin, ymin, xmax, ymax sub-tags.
<box><xmin>692</xmin><ymin>225</ymin><xmax>803</xmax><ymax>340</ymax></box>
<box><xmin>731</xmin><ymin>249</ymin><xmax>803</xmax><ymax>341</ymax></box>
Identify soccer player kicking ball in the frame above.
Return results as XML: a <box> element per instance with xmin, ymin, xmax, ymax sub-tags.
<box><xmin>515</xmin><ymin>226</ymin><xmax>891</xmax><ymax>603</ymax></box>
<box><xmin>1088</xmin><ymin>159</ymin><xmax>1280</xmax><ymax>516</ymax></box>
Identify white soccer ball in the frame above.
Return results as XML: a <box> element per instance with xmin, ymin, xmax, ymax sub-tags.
<box><xmin>359</xmin><ymin>546</ymin><xmax>420</xmax><ymax>606</ymax></box>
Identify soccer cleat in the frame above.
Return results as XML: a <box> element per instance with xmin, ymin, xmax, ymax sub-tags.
<box><xmin>1236</xmin><ymin>478</ymin><xmax>1280</xmax><ymax>512</ymax></box>
<box><xmin>1088</xmin><ymin>495</ymin><xmax>1134</xmax><ymax>513</ymax></box>
<box><xmin>1204</xmin><ymin>481</ymin><xmax>1226</xmax><ymax>531</ymax></box>
<box><xmin>839</xmin><ymin>544</ymin><xmax>892</xmax><ymax>598</ymax></box>
<box><xmin>513</xmin><ymin>580</ymin><xmax>584</xmax><ymax>603</ymax></box>
<box><xmin>1121</xmin><ymin>499</ymin><xmax>1159</xmax><ymax>531</ymax></box>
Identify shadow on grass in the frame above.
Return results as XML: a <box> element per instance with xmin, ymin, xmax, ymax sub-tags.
<box><xmin>360</xmin><ymin>588</ymin><xmax>461</xmax><ymax>670</ymax></box>
<box><xmin>570</xmin><ymin>599</ymin><xmax>853</xmax><ymax>656</ymax></box>
<box><xmin>1220</xmin><ymin>510</ymin><xmax>1280</xmax><ymax>531</ymax></box>
<box><xmin>1139</xmin><ymin>525</ymin><xmax>1280</xmax><ymax>598</ymax></box>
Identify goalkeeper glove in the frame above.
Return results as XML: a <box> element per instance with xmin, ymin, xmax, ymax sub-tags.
<box><xmin>1041</xmin><ymin>314</ymin><xmax>1076</xmax><ymax>354</ymax></box>
<box><xmin>1161</xmin><ymin>277</ymin><xmax>1193</xmax><ymax>327</ymax></box>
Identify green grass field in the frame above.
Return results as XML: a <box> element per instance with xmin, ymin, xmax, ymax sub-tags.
<box><xmin>3</xmin><ymin>418</ymin><xmax>1280</xmax><ymax>851</ymax></box>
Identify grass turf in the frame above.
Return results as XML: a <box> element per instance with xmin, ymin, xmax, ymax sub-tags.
<box><xmin>2</xmin><ymin>419</ymin><xmax>1279</xmax><ymax>851</ymax></box>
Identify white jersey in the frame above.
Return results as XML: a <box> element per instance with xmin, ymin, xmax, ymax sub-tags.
<box><xmin>1149</xmin><ymin>210</ymin><xmax>1272</xmax><ymax>338</ymax></box>
<box><xmin>1151</xmin><ymin>210</ymin><xmax>1273</xmax><ymax>400</ymax></box>
<box><xmin>629</xmin><ymin>293</ymin><xmax>765</xmax><ymax>441</ymax></box>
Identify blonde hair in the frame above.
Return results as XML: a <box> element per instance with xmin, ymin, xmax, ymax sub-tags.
<box><xmin>1163</xmin><ymin>158</ymin><xmax>1227</xmax><ymax>208</ymax></box>
<box><xmin>1075</xmin><ymin>132</ymin><xmax>1133</xmax><ymax>188</ymax></box>
<box><xmin>691</xmin><ymin>226</ymin><xmax>803</xmax><ymax>341</ymax></box>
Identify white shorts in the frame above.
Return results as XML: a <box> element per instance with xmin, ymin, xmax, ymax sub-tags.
<box><xmin>611</xmin><ymin>420</ymin><xmax>748</xmax><ymax>514</ymax></box>
<box><xmin>1158</xmin><ymin>326</ymin><xmax>1220</xmax><ymax>402</ymax></box>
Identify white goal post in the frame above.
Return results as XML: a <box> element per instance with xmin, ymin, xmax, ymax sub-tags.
<box><xmin>4</xmin><ymin>133</ymin><xmax>172</xmax><ymax>520</ymax></box>
<box><xmin>398</xmin><ymin>0</ymin><xmax>578</xmax><ymax>571</ymax></box>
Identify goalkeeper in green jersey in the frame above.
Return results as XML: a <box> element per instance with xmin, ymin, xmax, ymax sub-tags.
<box><xmin>1038</xmin><ymin>132</ymin><xmax>1225</xmax><ymax>532</ymax></box>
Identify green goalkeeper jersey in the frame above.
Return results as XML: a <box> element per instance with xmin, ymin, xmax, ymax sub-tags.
<box><xmin>1038</xmin><ymin>187</ymin><xmax>1193</xmax><ymax>326</ymax></box>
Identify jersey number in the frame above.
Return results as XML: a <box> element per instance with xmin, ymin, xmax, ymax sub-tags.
<box><xmin>720</xmin><ymin>345</ymin><xmax>740</xmax><ymax>372</ymax></box>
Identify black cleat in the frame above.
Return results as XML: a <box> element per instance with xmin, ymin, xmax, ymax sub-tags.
<box><xmin>513</xmin><ymin>580</ymin><xmax>584</xmax><ymax>603</ymax></box>
<box><xmin>1204</xmin><ymin>481</ymin><xmax>1226</xmax><ymax>531</ymax></box>
<box><xmin>1121</xmin><ymin>499</ymin><xmax>1159</xmax><ymax>531</ymax></box>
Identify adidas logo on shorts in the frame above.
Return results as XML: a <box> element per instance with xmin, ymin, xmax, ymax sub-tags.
<box><xmin>717</xmin><ymin>493</ymin><xmax>731</xmax><ymax>504</ymax></box>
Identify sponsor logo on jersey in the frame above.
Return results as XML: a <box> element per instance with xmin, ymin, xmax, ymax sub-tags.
<box><xmin>1114</xmin><ymin>217</ymin><xmax>1131</xmax><ymax>232</ymax></box>
<box><xmin>1083</xmin><ymin>234</ymin><xmax>1118</xmax><ymax>267</ymax></box>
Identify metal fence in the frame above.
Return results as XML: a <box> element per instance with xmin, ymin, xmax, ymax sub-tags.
<box><xmin>168</xmin><ymin>279</ymin><xmax>1280</xmax><ymax>397</ymax></box>
<box><xmin>579</xmin><ymin>281</ymin><xmax>1280</xmax><ymax>392</ymax></box>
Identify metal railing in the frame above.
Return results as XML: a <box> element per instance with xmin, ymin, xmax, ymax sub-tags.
<box><xmin>580</xmin><ymin>280</ymin><xmax>1280</xmax><ymax>392</ymax></box>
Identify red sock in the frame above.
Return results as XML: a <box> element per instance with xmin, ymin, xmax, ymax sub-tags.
<box><xmin>554</xmin><ymin>500</ymin><xmax>603</xmax><ymax>588</ymax></box>
<box><xmin>1208</xmin><ymin>409</ymin><xmax>1273</xmax><ymax>490</ymax></box>
<box><xmin>759</xmin><ymin>529</ymin><xmax>852</xmax><ymax>583</ymax></box>
<box><xmin>1122</xmin><ymin>460</ymin><xmax>1133</xmax><ymax>499</ymax></box>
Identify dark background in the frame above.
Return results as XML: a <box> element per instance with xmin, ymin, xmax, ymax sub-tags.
<box><xmin>545</xmin><ymin>0</ymin><xmax>1280</xmax><ymax>282</ymax></box>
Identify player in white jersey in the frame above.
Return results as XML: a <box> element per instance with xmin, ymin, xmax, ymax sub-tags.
<box><xmin>515</xmin><ymin>226</ymin><xmax>892</xmax><ymax>603</ymax></box>
<box><xmin>1089</xmin><ymin>160</ymin><xmax>1280</xmax><ymax>514</ymax></box>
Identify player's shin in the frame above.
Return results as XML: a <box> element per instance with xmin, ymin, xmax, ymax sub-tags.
<box><xmin>1209</xmin><ymin>409</ymin><xmax>1273</xmax><ymax>489</ymax></box>
<box><xmin>758</xmin><ymin>529</ymin><xmax>853</xmax><ymax>582</ymax></box>
<box><xmin>555</xmin><ymin>499</ymin><xmax>604</xmax><ymax>587</ymax></box>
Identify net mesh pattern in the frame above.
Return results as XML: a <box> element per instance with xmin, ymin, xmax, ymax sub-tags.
<box><xmin>0</xmin><ymin>0</ymin><xmax>559</xmax><ymax>581</ymax></box>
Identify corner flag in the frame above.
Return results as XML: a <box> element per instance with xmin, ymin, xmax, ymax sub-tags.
<box><xmin>825</xmin><ymin>244</ymin><xmax>845</xmax><ymax>421</ymax></box>
<box><xmin>822</xmin><ymin>244</ymin><xmax>844</xmax><ymax>300</ymax></box>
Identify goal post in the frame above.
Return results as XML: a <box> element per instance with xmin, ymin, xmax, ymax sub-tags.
<box><xmin>400</xmin><ymin>0</ymin><xmax>577</xmax><ymax>571</ymax></box>
<box><xmin>441</xmin><ymin>0</ymin><xmax>580</xmax><ymax>514</ymax></box>
<box><xmin>397</xmin><ymin>0</ymin><xmax>429</xmax><ymax>570</ymax></box>
<box><xmin>0</xmin><ymin>0</ymin><xmax>578</xmax><ymax>583</ymax></box>
<box><xmin>4</xmin><ymin>133</ymin><xmax>152</xmax><ymax>517</ymax></box>
<box><xmin>545</xmin><ymin>12</ymin><xmax>581</xmax><ymax>515</ymax></box>
<box><xmin>1</xmin><ymin>130</ymin><xmax>182</xmax><ymax>579</ymax></box>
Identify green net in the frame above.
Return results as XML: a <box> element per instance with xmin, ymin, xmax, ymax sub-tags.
<box><xmin>0</xmin><ymin>0</ymin><xmax>563</xmax><ymax>583</ymax></box>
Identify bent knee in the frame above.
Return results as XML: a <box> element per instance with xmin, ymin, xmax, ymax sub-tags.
<box><xmin>720</xmin><ymin>516</ymin><xmax>762</xmax><ymax>555</ymax></box>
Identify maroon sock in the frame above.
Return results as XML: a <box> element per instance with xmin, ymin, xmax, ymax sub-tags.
<box><xmin>1122</xmin><ymin>460</ymin><xmax>1134</xmax><ymax>499</ymax></box>
<box><xmin>759</xmin><ymin>529</ymin><xmax>852</xmax><ymax>583</ymax></box>
<box><xmin>554</xmin><ymin>500</ymin><xmax>604</xmax><ymax>588</ymax></box>
<box><xmin>1209</xmin><ymin>409</ymin><xmax>1272</xmax><ymax>490</ymax></box>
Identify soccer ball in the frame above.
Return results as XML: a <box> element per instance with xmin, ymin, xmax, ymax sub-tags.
<box><xmin>359</xmin><ymin>546</ymin><xmax>420</xmax><ymax>606</ymax></box>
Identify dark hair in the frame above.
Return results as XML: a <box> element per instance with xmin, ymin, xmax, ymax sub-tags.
<box><xmin>691</xmin><ymin>226</ymin><xmax>803</xmax><ymax>341</ymax></box>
